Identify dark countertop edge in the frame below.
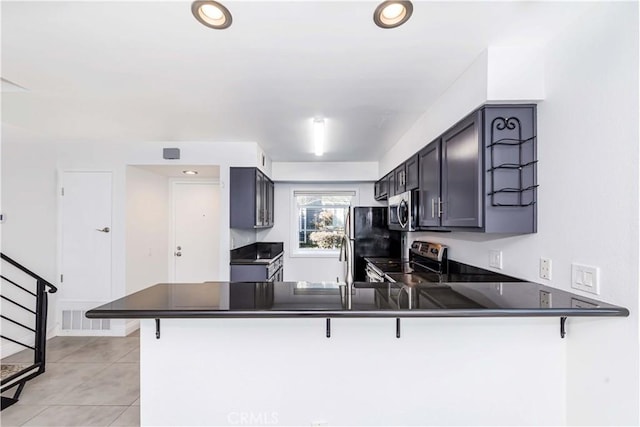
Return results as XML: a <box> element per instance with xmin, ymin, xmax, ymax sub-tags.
<box><xmin>229</xmin><ymin>259</ymin><xmax>274</xmax><ymax>265</ymax></box>
<box><xmin>230</xmin><ymin>252</ymin><xmax>284</xmax><ymax>265</ymax></box>
<box><xmin>85</xmin><ymin>308</ymin><xmax>629</xmax><ymax>319</ymax></box>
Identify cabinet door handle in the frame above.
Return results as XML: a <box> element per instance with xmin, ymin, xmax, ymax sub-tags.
<box><xmin>438</xmin><ymin>197</ymin><xmax>443</xmax><ymax>218</ymax></box>
<box><xmin>431</xmin><ymin>198</ymin><xmax>435</xmax><ymax>218</ymax></box>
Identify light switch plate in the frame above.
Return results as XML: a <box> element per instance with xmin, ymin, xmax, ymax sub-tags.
<box><xmin>489</xmin><ymin>250</ymin><xmax>503</xmax><ymax>269</ymax></box>
<box><xmin>571</xmin><ymin>263</ymin><xmax>600</xmax><ymax>295</ymax></box>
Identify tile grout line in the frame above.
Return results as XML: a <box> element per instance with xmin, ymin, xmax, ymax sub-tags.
<box><xmin>15</xmin><ymin>404</ymin><xmax>50</xmax><ymax>427</ymax></box>
<box><xmin>3</xmin><ymin>335</ymin><xmax>140</xmax><ymax>426</ymax></box>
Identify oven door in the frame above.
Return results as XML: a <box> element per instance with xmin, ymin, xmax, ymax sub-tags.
<box><xmin>365</xmin><ymin>265</ymin><xmax>385</xmax><ymax>282</ymax></box>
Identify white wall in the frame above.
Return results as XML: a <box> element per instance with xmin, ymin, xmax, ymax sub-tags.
<box><xmin>1</xmin><ymin>133</ymin><xmax>59</xmax><ymax>346</ymax></box>
<box><xmin>1</xmin><ymin>139</ymin><xmax>263</xmax><ymax>337</ymax></box>
<box><xmin>379</xmin><ymin>49</ymin><xmax>489</xmax><ymax>176</ymax></box>
<box><xmin>258</xmin><ymin>182</ymin><xmax>382</xmax><ymax>283</ymax></box>
<box><xmin>125</xmin><ymin>166</ymin><xmax>169</xmax><ymax>295</ymax></box>
<box><xmin>272</xmin><ymin>162</ymin><xmax>379</xmax><ymax>181</ymax></box>
<box><xmin>486</xmin><ymin>46</ymin><xmax>545</xmax><ymax>102</ymax></box>
<box><xmin>230</xmin><ymin>229</ymin><xmax>257</xmax><ymax>250</ymax></box>
<box><xmin>382</xmin><ymin>3</ymin><xmax>639</xmax><ymax>425</ymax></box>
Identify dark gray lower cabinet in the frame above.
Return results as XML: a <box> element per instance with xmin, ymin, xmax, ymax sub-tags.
<box><xmin>416</xmin><ymin>104</ymin><xmax>537</xmax><ymax>233</ymax></box>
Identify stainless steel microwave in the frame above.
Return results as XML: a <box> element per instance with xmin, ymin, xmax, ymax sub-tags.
<box><xmin>388</xmin><ymin>191</ymin><xmax>416</xmax><ymax>231</ymax></box>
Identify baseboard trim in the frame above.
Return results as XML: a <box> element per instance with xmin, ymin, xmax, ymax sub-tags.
<box><xmin>125</xmin><ymin>320</ymin><xmax>140</xmax><ymax>336</ymax></box>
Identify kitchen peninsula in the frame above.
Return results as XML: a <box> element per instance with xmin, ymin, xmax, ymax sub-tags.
<box><xmin>87</xmin><ymin>281</ymin><xmax>627</xmax><ymax>426</ymax></box>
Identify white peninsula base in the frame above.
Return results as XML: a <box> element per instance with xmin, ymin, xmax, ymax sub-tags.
<box><xmin>140</xmin><ymin>317</ymin><xmax>565</xmax><ymax>426</ymax></box>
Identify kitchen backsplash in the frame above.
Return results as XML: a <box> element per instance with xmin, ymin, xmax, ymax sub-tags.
<box><xmin>230</xmin><ymin>229</ymin><xmax>257</xmax><ymax>249</ymax></box>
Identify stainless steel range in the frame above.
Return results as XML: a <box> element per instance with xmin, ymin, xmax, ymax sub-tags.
<box><xmin>375</xmin><ymin>242</ymin><xmax>447</xmax><ymax>308</ymax></box>
<box><xmin>385</xmin><ymin>241</ymin><xmax>448</xmax><ymax>284</ymax></box>
<box><xmin>367</xmin><ymin>240</ymin><xmax>528</xmax><ymax>310</ymax></box>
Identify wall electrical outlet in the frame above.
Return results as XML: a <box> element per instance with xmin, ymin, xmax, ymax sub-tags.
<box><xmin>489</xmin><ymin>250</ymin><xmax>503</xmax><ymax>269</ymax></box>
<box><xmin>539</xmin><ymin>290</ymin><xmax>552</xmax><ymax>308</ymax></box>
<box><xmin>571</xmin><ymin>263</ymin><xmax>600</xmax><ymax>295</ymax></box>
<box><xmin>539</xmin><ymin>258</ymin><xmax>552</xmax><ymax>280</ymax></box>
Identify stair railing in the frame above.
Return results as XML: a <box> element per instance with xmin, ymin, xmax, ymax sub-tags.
<box><xmin>1</xmin><ymin>253</ymin><xmax>57</xmax><ymax>410</ymax></box>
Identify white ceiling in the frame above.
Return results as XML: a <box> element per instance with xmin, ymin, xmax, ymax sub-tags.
<box><xmin>1</xmin><ymin>1</ymin><xmax>592</xmax><ymax>162</ymax></box>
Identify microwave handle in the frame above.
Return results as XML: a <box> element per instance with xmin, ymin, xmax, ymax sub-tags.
<box><xmin>397</xmin><ymin>201</ymin><xmax>407</xmax><ymax>228</ymax></box>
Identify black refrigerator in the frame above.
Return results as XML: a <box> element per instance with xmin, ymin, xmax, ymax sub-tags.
<box><xmin>352</xmin><ymin>207</ymin><xmax>401</xmax><ymax>281</ymax></box>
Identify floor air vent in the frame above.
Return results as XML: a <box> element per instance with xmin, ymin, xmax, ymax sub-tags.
<box><xmin>61</xmin><ymin>310</ymin><xmax>110</xmax><ymax>331</ymax></box>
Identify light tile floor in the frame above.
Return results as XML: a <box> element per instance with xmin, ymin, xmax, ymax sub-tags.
<box><xmin>1</xmin><ymin>331</ymin><xmax>140</xmax><ymax>427</ymax></box>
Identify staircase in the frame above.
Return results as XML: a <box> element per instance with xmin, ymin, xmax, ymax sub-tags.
<box><xmin>1</xmin><ymin>253</ymin><xmax>57</xmax><ymax>410</ymax></box>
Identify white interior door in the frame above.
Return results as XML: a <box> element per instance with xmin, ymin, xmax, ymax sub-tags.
<box><xmin>60</xmin><ymin>171</ymin><xmax>112</xmax><ymax>301</ymax></box>
<box><xmin>171</xmin><ymin>182</ymin><xmax>220</xmax><ymax>283</ymax></box>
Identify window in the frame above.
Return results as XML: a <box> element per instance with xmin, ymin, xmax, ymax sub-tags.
<box><xmin>292</xmin><ymin>190</ymin><xmax>356</xmax><ymax>256</ymax></box>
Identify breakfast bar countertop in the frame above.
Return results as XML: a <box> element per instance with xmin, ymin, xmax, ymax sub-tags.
<box><xmin>85</xmin><ymin>281</ymin><xmax>629</xmax><ymax>319</ymax></box>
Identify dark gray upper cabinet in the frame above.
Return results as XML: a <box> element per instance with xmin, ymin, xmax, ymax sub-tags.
<box><xmin>388</xmin><ymin>170</ymin><xmax>397</xmax><ymax>198</ymax></box>
<box><xmin>376</xmin><ymin>155</ymin><xmax>417</xmax><ymax>201</ymax></box>
<box><xmin>405</xmin><ymin>154</ymin><xmax>419</xmax><ymax>191</ymax></box>
<box><xmin>413</xmin><ymin>104</ymin><xmax>537</xmax><ymax>233</ymax></box>
<box><xmin>441</xmin><ymin>111</ymin><xmax>483</xmax><ymax>228</ymax></box>
<box><xmin>418</xmin><ymin>140</ymin><xmax>441</xmax><ymax>228</ymax></box>
<box><xmin>482</xmin><ymin>105</ymin><xmax>537</xmax><ymax>233</ymax></box>
<box><xmin>230</xmin><ymin>167</ymin><xmax>274</xmax><ymax>229</ymax></box>
<box><xmin>374</xmin><ymin>174</ymin><xmax>389</xmax><ymax>201</ymax></box>
<box><xmin>394</xmin><ymin>164</ymin><xmax>406</xmax><ymax>194</ymax></box>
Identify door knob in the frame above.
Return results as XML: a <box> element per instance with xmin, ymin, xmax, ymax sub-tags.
<box><xmin>96</xmin><ymin>227</ymin><xmax>110</xmax><ymax>233</ymax></box>
<box><xmin>175</xmin><ymin>251</ymin><xmax>182</xmax><ymax>257</ymax></box>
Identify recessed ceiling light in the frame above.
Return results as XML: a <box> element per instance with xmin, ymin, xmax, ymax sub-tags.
<box><xmin>191</xmin><ymin>1</ymin><xmax>232</xmax><ymax>30</ymax></box>
<box><xmin>183</xmin><ymin>170</ymin><xmax>199</xmax><ymax>175</ymax></box>
<box><xmin>373</xmin><ymin>1</ymin><xmax>413</xmax><ymax>29</ymax></box>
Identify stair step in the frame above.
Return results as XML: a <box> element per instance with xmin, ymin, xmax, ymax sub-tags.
<box><xmin>1</xmin><ymin>364</ymin><xmax>31</xmax><ymax>381</ymax></box>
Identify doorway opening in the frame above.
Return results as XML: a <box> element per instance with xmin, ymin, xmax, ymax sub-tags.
<box><xmin>125</xmin><ymin>165</ymin><xmax>221</xmax><ymax>296</ymax></box>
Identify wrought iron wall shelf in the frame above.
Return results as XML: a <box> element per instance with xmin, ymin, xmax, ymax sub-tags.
<box><xmin>488</xmin><ymin>117</ymin><xmax>538</xmax><ymax>207</ymax></box>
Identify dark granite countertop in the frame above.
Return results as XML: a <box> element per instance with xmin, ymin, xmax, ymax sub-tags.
<box><xmin>86</xmin><ymin>281</ymin><xmax>629</xmax><ymax>319</ymax></box>
<box><xmin>230</xmin><ymin>242</ymin><xmax>283</xmax><ymax>265</ymax></box>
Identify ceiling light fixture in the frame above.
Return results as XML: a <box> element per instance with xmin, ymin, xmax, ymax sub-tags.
<box><xmin>191</xmin><ymin>1</ymin><xmax>232</xmax><ymax>30</ymax></box>
<box><xmin>182</xmin><ymin>170</ymin><xmax>199</xmax><ymax>175</ymax></box>
<box><xmin>313</xmin><ymin>118</ymin><xmax>325</xmax><ymax>157</ymax></box>
<box><xmin>373</xmin><ymin>1</ymin><xmax>413</xmax><ymax>29</ymax></box>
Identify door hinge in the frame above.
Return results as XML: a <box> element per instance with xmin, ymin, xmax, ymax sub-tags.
<box><xmin>61</xmin><ymin>188</ymin><xmax>65</xmax><ymax>196</ymax></box>
<box><xmin>60</xmin><ymin>274</ymin><xmax>64</xmax><ymax>283</ymax></box>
